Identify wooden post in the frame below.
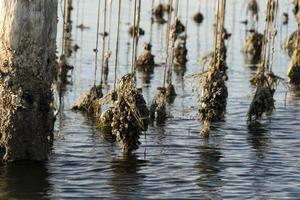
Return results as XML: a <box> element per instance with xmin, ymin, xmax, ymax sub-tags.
<box><xmin>0</xmin><ymin>0</ymin><xmax>58</xmax><ymax>161</ymax></box>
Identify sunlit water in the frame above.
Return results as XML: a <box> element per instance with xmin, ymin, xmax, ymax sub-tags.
<box><xmin>1</xmin><ymin>0</ymin><xmax>300</xmax><ymax>199</ymax></box>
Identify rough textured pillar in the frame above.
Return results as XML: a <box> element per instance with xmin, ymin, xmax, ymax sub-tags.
<box><xmin>0</xmin><ymin>1</ymin><xmax>58</xmax><ymax>161</ymax></box>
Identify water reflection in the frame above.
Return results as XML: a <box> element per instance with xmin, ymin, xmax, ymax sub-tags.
<box><xmin>247</xmin><ymin>122</ymin><xmax>270</xmax><ymax>158</ymax></box>
<box><xmin>155</xmin><ymin>126</ymin><xmax>167</xmax><ymax>145</ymax></box>
<box><xmin>108</xmin><ymin>153</ymin><xmax>147</xmax><ymax>199</ymax></box>
<box><xmin>247</xmin><ymin>122</ymin><xmax>271</xmax><ymax>198</ymax></box>
<box><xmin>195</xmin><ymin>139</ymin><xmax>223</xmax><ymax>199</ymax></box>
<box><xmin>243</xmin><ymin>53</ymin><xmax>261</xmax><ymax>67</ymax></box>
<box><xmin>246</xmin><ymin>63</ymin><xmax>258</xmax><ymax>72</ymax></box>
<box><xmin>174</xmin><ymin>64</ymin><xmax>187</xmax><ymax>80</ymax></box>
<box><xmin>0</xmin><ymin>162</ymin><xmax>50</xmax><ymax>199</ymax></box>
<box><xmin>137</xmin><ymin>66</ymin><xmax>154</xmax><ymax>85</ymax></box>
<box><xmin>99</xmin><ymin>130</ymin><xmax>116</xmax><ymax>143</ymax></box>
<box><xmin>88</xmin><ymin>116</ymin><xmax>116</xmax><ymax>144</ymax></box>
<box><xmin>287</xmin><ymin>85</ymin><xmax>300</xmax><ymax>106</ymax></box>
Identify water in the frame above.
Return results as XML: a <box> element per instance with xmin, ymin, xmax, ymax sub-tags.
<box><xmin>1</xmin><ymin>0</ymin><xmax>300</xmax><ymax>199</ymax></box>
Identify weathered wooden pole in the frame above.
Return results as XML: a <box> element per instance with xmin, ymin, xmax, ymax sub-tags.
<box><xmin>0</xmin><ymin>1</ymin><xmax>58</xmax><ymax>161</ymax></box>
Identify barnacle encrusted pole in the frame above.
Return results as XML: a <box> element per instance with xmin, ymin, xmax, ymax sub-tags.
<box><xmin>246</xmin><ymin>0</ymin><xmax>259</xmax><ymax>29</ymax></box>
<box><xmin>293</xmin><ymin>0</ymin><xmax>300</xmax><ymax>23</ymax></box>
<box><xmin>284</xmin><ymin>28</ymin><xmax>300</xmax><ymax>57</ymax></box>
<box><xmin>0</xmin><ymin>0</ymin><xmax>57</xmax><ymax>161</ymax></box>
<box><xmin>162</xmin><ymin>0</ymin><xmax>174</xmax><ymax>89</ymax></box>
<box><xmin>104</xmin><ymin>0</ymin><xmax>113</xmax><ymax>81</ymax></box>
<box><xmin>174</xmin><ymin>0</ymin><xmax>189</xmax><ymax>71</ymax></box>
<box><xmin>111</xmin><ymin>74</ymin><xmax>149</xmax><ymax>153</ymax></box>
<box><xmin>248</xmin><ymin>0</ymin><xmax>280</xmax><ymax>123</ymax></box>
<box><xmin>243</xmin><ymin>0</ymin><xmax>264</xmax><ymax>64</ymax></box>
<box><xmin>199</xmin><ymin>0</ymin><xmax>228</xmax><ymax>136</ymax></box>
<box><xmin>288</xmin><ymin>50</ymin><xmax>300</xmax><ymax>85</ymax></box>
<box><xmin>150</xmin><ymin>0</ymin><xmax>179</xmax><ymax>123</ymax></box>
<box><xmin>136</xmin><ymin>0</ymin><xmax>156</xmax><ymax>70</ymax></box>
<box><xmin>98</xmin><ymin>0</ymin><xmax>123</xmax><ymax>134</ymax></box>
<box><xmin>152</xmin><ymin>1</ymin><xmax>166</xmax><ymax>24</ymax></box>
<box><xmin>149</xmin><ymin>0</ymin><xmax>175</xmax><ymax>124</ymax></box>
<box><xmin>72</xmin><ymin>0</ymin><xmax>103</xmax><ymax>114</ymax></box>
<box><xmin>99</xmin><ymin>0</ymin><xmax>149</xmax><ymax>154</ymax></box>
<box><xmin>243</xmin><ymin>30</ymin><xmax>264</xmax><ymax>64</ymax></box>
<box><xmin>55</xmin><ymin>0</ymin><xmax>74</xmax><ymax>115</ymax></box>
<box><xmin>136</xmin><ymin>43</ymin><xmax>155</xmax><ymax>68</ymax></box>
<box><xmin>56</xmin><ymin>0</ymin><xmax>74</xmax><ymax>96</ymax></box>
<box><xmin>165</xmin><ymin>0</ymin><xmax>182</xmax><ymax>102</ymax></box>
<box><xmin>111</xmin><ymin>0</ymin><xmax>149</xmax><ymax>153</ymax></box>
<box><xmin>136</xmin><ymin>0</ymin><xmax>155</xmax><ymax>70</ymax></box>
<box><xmin>100</xmin><ymin>0</ymin><xmax>110</xmax><ymax>85</ymax></box>
<box><xmin>287</xmin><ymin>18</ymin><xmax>300</xmax><ymax>85</ymax></box>
<box><xmin>128</xmin><ymin>0</ymin><xmax>144</xmax><ymax>38</ymax></box>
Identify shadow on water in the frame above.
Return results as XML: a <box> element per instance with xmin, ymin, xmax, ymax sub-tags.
<box><xmin>108</xmin><ymin>153</ymin><xmax>148</xmax><ymax>199</ymax></box>
<box><xmin>0</xmin><ymin>161</ymin><xmax>50</xmax><ymax>199</ymax></box>
<box><xmin>195</xmin><ymin>139</ymin><xmax>224</xmax><ymax>200</ymax></box>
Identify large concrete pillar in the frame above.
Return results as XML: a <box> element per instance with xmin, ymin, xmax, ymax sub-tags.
<box><xmin>0</xmin><ymin>1</ymin><xmax>58</xmax><ymax>161</ymax></box>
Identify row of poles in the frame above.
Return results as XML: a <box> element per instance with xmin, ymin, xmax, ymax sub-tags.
<box><xmin>59</xmin><ymin>0</ymin><xmax>299</xmax><ymax>140</ymax></box>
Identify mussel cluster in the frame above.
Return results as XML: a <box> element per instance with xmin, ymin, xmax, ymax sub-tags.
<box><xmin>243</xmin><ymin>30</ymin><xmax>264</xmax><ymax>64</ymax></box>
<box><xmin>150</xmin><ymin>87</ymin><xmax>167</xmax><ymax>124</ymax></box>
<box><xmin>248</xmin><ymin>86</ymin><xmax>275</xmax><ymax>122</ymax></box>
<box><xmin>136</xmin><ymin>43</ymin><xmax>155</xmax><ymax>68</ymax></box>
<box><xmin>193</xmin><ymin>12</ymin><xmax>204</xmax><ymax>24</ymax></box>
<box><xmin>152</xmin><ymin>3</ymin><xmax>173</xmax><ymax>24</ymax></box>
<box><xmin>165</xmin><ymin>83</ymin><xmax>177</xmax><ymax>103</ymax></box>
<box><xmin>199</xmin><ymin>60</ymin><xmax>228</xmax><ymax>122</ymax></box>
<box><xmin>110</xmin><ymin>74</ymin><xmax>149</xmax><ymax>153</ymax></box>
<box><xmin>247</xmin><ymin>0</ymin><xmax>259</xmax><ymax>22</ymax></box>
<box><xmin>288</xmin><ymin>49</ymin><xmax>300</xmax><ymax>85</ymax></box>
<box><xmin>293</xmin><ymin>0</ymin><xmax>300</xmax><ymax>23</ymax></box>
<box><xmin>248</xmin><ymin>66</ymin><xmax>280</xmax><ymax>122</ymax></box>
<box><xmin>128</xmin><ymin>26</ymin><xmax>145</xmax><ymax>37</ymax></box>
<box><xmin>284</xmin><ymin>30</ymin><xmax>300</xmax><ymax>57</ymax></box>
<box><xmin>72</xmin><ymin>84</ymin><xmax>103</xmax><ymax>115</ymax></box>
<box><xmin>174</xmin><ymin>36</ymin><xmax>188</xmax><ymax>67</ymax></box>
<box><xmin>172</xmin><ymin>19</ymin><xmax>185</xmax><ymax>41</ymax></box>
<box><xmin>172</xmin><ymin>19</ymin><xmax>188</xmax><ymax>70</ymax></box>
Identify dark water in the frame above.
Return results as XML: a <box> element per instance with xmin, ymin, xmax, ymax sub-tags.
<box><xmin>1</xmin><ymin>0</ymin><xmax>300</xmax><ymax>199</ymax></box>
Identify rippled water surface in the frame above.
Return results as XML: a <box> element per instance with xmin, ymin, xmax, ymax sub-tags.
<box><xmin>1</xmin><ymin>0</ymin><xmax>300</xmax><ymax>199</ymax></box>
